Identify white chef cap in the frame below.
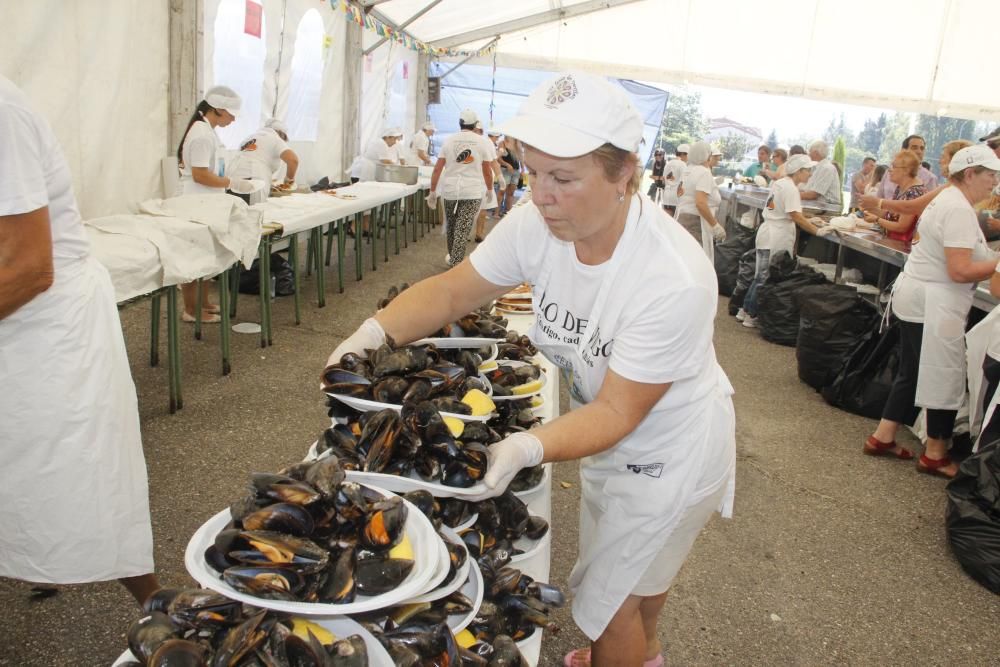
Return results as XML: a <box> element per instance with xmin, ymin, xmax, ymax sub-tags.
<box><xmin>686</xmin><ymin>141</ymin><xmax>712</xmax><ymax>166</ymax></box>
<box><xmin>204</xmin><ymin>86</ymin><xmax>241</xmax><ymax>116</ymax></box>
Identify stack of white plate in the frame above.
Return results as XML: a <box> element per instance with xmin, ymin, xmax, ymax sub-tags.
<box><xmin>813</xmin><ymin>263</ymin><xmax>838</xmax><ymax>282</ymax></box>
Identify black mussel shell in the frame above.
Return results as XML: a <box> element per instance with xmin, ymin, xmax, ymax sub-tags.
<box><xmin>146</xmin><ymin>638</ymin><xmax>209</xmax><ymax>667</ymax></box>
<box><xmin>361</xmin><ymin>497</ymin><xmax>407</xmax><ymax>550</ymax></box>
<box><xmin>402</xmin><ymin>378</ymin><xmax>433</xmax><ymax>403</ymax></box>
<box><xmin>357</xmin><ymin>409</ymin><xmax>403</xmax><ymax>473</ymax></box>
<box><xmin>509</xmin><ymin>465</ymin><xmax>544</xmax><ymax>492</ymax></box>
<box><xmin>333</xmin><ymin>481</ymin><xmax>368</xmax><ymax>522</ymax></box>
<box><xmin>330</xmin><ymin>635</ymin><xmax>368</xmax><ymax>666</ymax></box>
<box><xmin>524</xmin><ymin>515</ymin><xmax>549</xmax><ymax>540</ymax></box>
<box><xmin>223</xmin><ymin>566</ymin><xmax>306</xmax><ymax>600</ymax></box>
<box><xmin>142</xmin><ymin>588</ymin><xmax>182</xmax><ymax>615</ymax></box>
<box><xmin>238</xmin><ymin>530</ymin><xmax>329</xmax><ymax>573</ymax></box>
<box><xmin>372</xmin><ymin>376</ymin><xmax>410</xmax><ymax>403</ymax></box>
<box><xmin>127</xmin><ymin>611</ymin><xmax>179</xmax><ymax>663</ymax></box>
<box><xmin>490</xmin><ymin>634</ymin><xmax>527</xmax><ymax>665</ymax></box>
<box><xmin>372</xmin><ymin>346</ymin><xmax>431</xmax><ymax>379</ymax></box>
<box><xmin>319</xmin><ymin>547</ymin><xmax>356</xmax><ymax>603</ymax></box>
<box><xmin>252</xmin><ymin>473</ymin><xmax>322</xmax><ymax>506</ymax></box>
<box><xmin>355</xmin><ymin>556</ymin><xmax>414</xmax><ymax>594</ymax></box>
<box><xmin>304</xmin><ymin>455</ymin><xmax>346</xmax><ymax>498</ymax></box>
<box><xmin>431</xmin><ymin>397</ymin><xmax>473</xmax><ymax>415</ymax></box>
<box><xmin>402</xmin><ymin>490</ymin><xmax>435</xmax><ymax>520</ymax></box>
<box><xmin>527</xmin><ymin>581</ymin><xmax>566</xmax><ymax>607</ymax></box>
<box><xmin>242</xmin><ymin>502</ymin><xmax>315</xmax><ymax>537</ymax></box>
<box><xmin>213</xmin><ymin>609</ymin><xmax>272</xmax><ymax>666</ymax></box>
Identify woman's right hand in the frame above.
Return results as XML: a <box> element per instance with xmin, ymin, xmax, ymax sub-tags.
<box><xmin>324</xmin><ymin>318</ymin><xmax>386</xmax><ymax>369</ymax></box>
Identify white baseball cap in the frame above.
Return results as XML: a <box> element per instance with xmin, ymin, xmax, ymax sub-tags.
<box><xmin>422</xmin><ymin>121</ymin><xmax>436</xmax><ymax>131</ymax></box>
<box><xmin>785</xmin><ymin>154</ymin><xmax>816</xmax><ymax>174</ymax></box>
<box><xmin>264</xmin><ymin>118</ymin><xmax>288</xmax><ymax>135</ymax></box>
<box><xmin>204</xmin><ymin>86</ymin><xmax>241</xmax><ymax>116</ymax></box>
<box><xmin>459</xmin><ymin>109</ymin><xmax>479</xmax><ymax>125</ymax></box>
<box><xmin>676</xmin><ymin>144</ymin><xmax>690</xmax><ymax>154</ymax></box>
<box><xmin>382</xmin><ymin>127</ymin><xmax>403</xmax><ymax>137</ymax></box>
<box><xmin>949</xmin><ymin>144</ymin><xmax>1000</xmax><ymax>175</ymax></box>
<box><xmin>710</xmin><ymin>147</ymin><xmax>723</xmax><ymax>157</ymax></box>
<box><xmin>498</xmin><ymin>71</ymin><xmax>643</xmax><ymax>158</ymax></box>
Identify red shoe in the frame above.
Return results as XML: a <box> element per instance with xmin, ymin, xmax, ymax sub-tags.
<box><xmin>862</xmin><ymin>435</ymin><xmax>914</xmax><ymax>460</ymax></box>
<box><xmin>916</xmin><ymin>454</ymin><xmax>956</xmax><ymax>479</ymax></box>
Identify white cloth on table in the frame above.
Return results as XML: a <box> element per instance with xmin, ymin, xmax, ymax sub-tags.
<box><xmin>470</xmin><ymin>193</ymin><xmax>735</xmax><ymax>640</ymax></box>
<box><xmin>180</xmin><ymin>119</ymin><xmax>225</xmax><ymax>195</ymax></box>
<box><xmin>0</xmin><ymin>76</ymin><xmax>153</xmax><ymax>584</ymax></box>
<box><xmin>757</xmin><ymin>177</ymin><xmax>803</xmax><ymax>256</ymax></box>
<box><xmin>85</xmin><ymin>228</ymin><xmax>161</xmax><ymax>302</ymax></box>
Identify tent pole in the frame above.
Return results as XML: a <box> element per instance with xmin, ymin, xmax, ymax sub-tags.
<box><xmin>363</xmin><ymin>0</ymin><xmax>444</xmax><ymax>56</ymax></box>
<box><xmin>168</xmin><ymin>0</ymin><xmax>202</xmax><ymax>161</ymax></box>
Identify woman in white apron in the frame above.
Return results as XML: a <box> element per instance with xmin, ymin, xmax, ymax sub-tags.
<box><xmin>864</xmin><ymin>145</ymin><xmax>1000</xmax><ymax>478</ymax></box>
<box><xmin>225</xmin><ymin>118</ymin><xmax>299</xmax><ymax>201</ymax></box>
<box><xmin>738</xmin><ymin>154</ymin><xmax>821</xmax><ymax>328</ymax></box>
<box><xmin>675</xmin><ymin>141</ymin><xmax>726</xmax><ymax>260</ymax></box>
<box><xmin>661</xmin><ymin>145</ymin><xmax>687</xmax><ymax>217</ymax></box>
<box><xmin>0</xmin><ymin>76</ymin><xmax>158</xmax><ymax>605</ymax></box>
<box><xmin>176</xmin><ymin>85</ymin><xmax>246</xmax><ymax>322</ymax></box>
<box><xmin>327</xmin><ymin>73</ymin><xmax>735</xmax><ymax>667</ymax></box>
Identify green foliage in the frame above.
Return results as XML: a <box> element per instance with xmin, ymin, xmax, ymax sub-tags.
<box><xmin>717</xmin><ymin>133</ymin><xmax>756</xmax><ymax>162</ymax></box>
<box><xmin>765</xmin><ymin>129</ymin><xmax>778</xmax><ymax>150</ymax></box>
<box><xmin>877</xmin><ymin>112</ymin><xmax>913</xmax><ymax>164</ymax></box>
<box><xmin>857</xmin><ymin>113</ymin><xmax>887</xmax><ymax>155</ymax></box>
<box><xmin>823</xmin><ymin>114</ymin><xmax>854</xmax><ymax>147</ymax></box>
<box><xmin>659</xmin><ymin>90</ymin><xmax>708</xmax><ymax>154</ymax></box>
<box><xmin>914</xmin><ymin>114</ymin><xmax>989</xmax><ymax>176</ymax></box>
<box><xmin>832</xmin><ymin>137</ymin><xmax>846</xmax><ymax>187</ymax></box>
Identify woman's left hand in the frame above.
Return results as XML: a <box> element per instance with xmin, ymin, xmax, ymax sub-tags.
<box><xmin>467</xmin><ymin>431</ymin><xmax>544</xmax><ymax>501</ymax></box>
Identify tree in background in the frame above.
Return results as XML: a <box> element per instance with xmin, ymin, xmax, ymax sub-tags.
<box><xmin>832</xmin><ymin>137</ymin><xmax>847</xmax><ymax>187</ymax></box>
<box><xmin>659</xmin><ymin>90</ymin><xmax>708</xmax><ymax>154</ymax></box>
<box><xmin>823</xmin><ymin>114</ymin><xmax>854</xmax><ymax>148</ymax></box>
<box><xmin>857</xmin><ymin>113</ymin><xmax>887</xmax><ymax>155</ymax></box>
<box><xmin>716</xmin><ymin>133</ymin><xmax>756</xmax><ymax>162</ymax></box>
<box><xmin>766</xmin><ymin>129</ymin><xmax>778</xmax><ymax>150</ymax></box>
<box><xmin>877</xmin><ymin>112</ymin><xmax>913</xmax><ymax>164</ymax></box>
<box><xmin>914</xmin><ymin>114</ymin><xmax>989</xmax><ymax>176</ymax></box>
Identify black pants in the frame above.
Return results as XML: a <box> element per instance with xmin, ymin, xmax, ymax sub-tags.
<box><xmin>881</xmin><ymin>320</ymin><xmax>957</xmax><ymax>440</ymax></box>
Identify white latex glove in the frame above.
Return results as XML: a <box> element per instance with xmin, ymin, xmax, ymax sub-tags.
<box><xmin>325</xmin><ymin>317</ymin><xmax>386</xmax><ymax>369</ymax></box>
<box><xmin>467</xmin><ymin>432</ymin><xmax>544</xmax><ymax>502</ymax></box>
<box><xmin>425</xmin><ymin>192</ymin><xmax>438</xmax><ymax>209</ymax></box>
<box><xmin>815</xmin><ymin>225</ymin><xmax>836</xmax><ymax>237</ymax></box>
<box><xmin>228</xmin><ymin>178</ymin><xmax>256</xmax><ymax>195</ymax></box>
<box><xmin>711</xmin><ymin>223</ymin><xmax>727</xmax><ymax>243</ymax></box>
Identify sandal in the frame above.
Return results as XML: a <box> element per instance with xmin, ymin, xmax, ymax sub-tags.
<box><xmin>916</xmin><ymin>454</ymin><xmax>956</xmax><ymax>479</ymax></box>
<box><xmin>863</xmin><ymin>435</ymin><xmax>913</xmax><ymax>460</ymax></box>
<box><xmin>564</xmin><ymin>648</ymin><xmax>663</xmax><ymax>667</ymax></box>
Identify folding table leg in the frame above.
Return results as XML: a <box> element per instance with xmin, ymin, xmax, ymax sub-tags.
<box><xmin>354</xmin><ymin>212</ymin><xmax>364</xmax><ymax>281</ymax></box>
<box><xmin>229</xmin><ymin>264</ymin><xmax>241</xmax><ymax>318</ymax></box>
<box><xmin>263</xmin><ymin>241</ymin><xmax>274</xmax><ymax>346</ymax></box>
<box><xmin>394</xmin><ymin>200</ymin><xmax>401</xmax><ymax>254</ymax></box>
<box><xmin>167</xmin><ymin>285</ymin><xmax>182</xmax><ymax>413</ymax></box>
<box><xmin>336</xmin><ymin>218</ymin><xmax>345</xmax><ymax>294</ymax></box>
<box><xmin>258</xmin><ymin>235</ymin><xmax>272</xmax><ymax>348</ymax></box>
<box><xmin>150</xmin><ymin>291</ymin><xmax>161</xmax><ymax>367</ymax></box>
<box><xmin>219</xmin><ymin>268</ymin><xmax>231</xmax><ymax>376</ymax></box>
<box><xmin>305</xmin><ymin>233</ymin><xmax>314</xmax><ymax>276</ymax></box>
<box><xmin>372</xmin><ymin>207</ymin><xmax>380</xmax><ymax>271</ymax></box>
<box><xmin>288</xmin><ymin>233</ymin><xmax>301</xmax><ymax>324</ymax></box>
<box><xmin>194</xmin><ymin>279</ymin><xmax>203</xmax><ymax>341</ymax></box>
<box><xmin>325</xmin><ymin>221</ymin><xmax>335</xmax><ymax>266</ymax></box>
<box><xmin>313</xmin><ymin>226</ymin><xmax>326</xmax><ymax>308</ymax></box>
<box><xmin>383</xmin><ymin>203</ymin><xmax>390</xmax><ymax>263</ymax></box>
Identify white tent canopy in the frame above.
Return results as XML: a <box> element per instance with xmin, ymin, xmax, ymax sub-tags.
<box><xmin>379</xmin><ymin>0</ymin><xmax>1000</xmax><ymax>121</ymax></box>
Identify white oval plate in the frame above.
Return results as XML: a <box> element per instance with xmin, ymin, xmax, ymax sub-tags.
<box><xmin>111</xmin><ymin>615</ymin><xmax>394</xmax><ymax>666</ymax></box>
<box><xmin>488</xmin><ymin>360</ymin><xmax>547</xmax><ymax>401</ymax></box>
<box><xmin>448</xmin><ymin>556</ymin><xmax>484</xmax><ymax>632</ymax></box>
<box><xmin>414</xmin><ymin>337</ymin><xmax>501</xmax><ymax>350</ymax></box>
<box><xmin>406</xmin><ymin>526</ymin><xmax>471</xmax><ymax>604</ymax></box>
<box><xmin>510</xmin><ymin>522</ymin><xmax>550</xmax><ymax>565</ymax></box>
<box><xmin>184</xmin><ymin>485</ymin><xmax>444</xmax><ymax>615</ymax></box>
<box><xmin>326</xmin><ymin>393</ymin><xmax>494</xmax><ymax>422</ymax></box>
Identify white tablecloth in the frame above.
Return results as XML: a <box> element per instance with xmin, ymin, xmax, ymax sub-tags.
<box><xmin>255</xmin><ymin>181</ymin><xmax>422</xmax><ymax>236</ymax></box>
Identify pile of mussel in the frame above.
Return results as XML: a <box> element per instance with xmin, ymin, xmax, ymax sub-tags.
<box><xmin>316</xmin><ymin>402</ymin><xmax>489</xmax><ymax>488</ymax></box>
<box><xmin>205</xmin><ymin>457</ymin><xmax>417</xmax><ymax>604</ymax></box>
<box><xmin>484</xmin><ymin>362</ymin><xmax>543</xmax><ymax>398</ymax></box>
<box><xmin>123</xmin><ymin>588</ymin><xmax>369</xmax><ymax>666</ymax></box>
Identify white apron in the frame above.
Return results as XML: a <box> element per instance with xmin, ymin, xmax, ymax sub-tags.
<box><xmin>180</xmin><ymin>126</ymin><xmax>224</xmax><ymax>196</ymax></box>
<box><xmin>915</xmin><ymin>281</ymin><xmax>975</xmax><ymax>411</ymax></box>
<box><xmin>700</xmin><ymin>214</ymin><xmax>716</xmax><ymax>263</ymax></box>
<box><xmin>0</xmin><ymin>256</ymin><xmax>154</xmax><ymax>583</ymax></box>
<box><xmin>528</xmin><ymin>196</ymin><xmax>735</xmax><ymax>640</ymax></box>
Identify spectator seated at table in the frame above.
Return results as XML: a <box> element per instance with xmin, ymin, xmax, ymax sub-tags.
<box><xmin>849</xmin><ymin>156</ymin><xmax>876</xmax><ymax>210</ymax></box>
<box><xmin>862</xmin><ymin>150</ymin><xmax>924</xmax><ymax>245</ymax></box>
<box><xmin>744</xmin><ymin>145</ymin><xmax>777</xmax><ymax>183</ymax></box>
<box><xmin>799</xmin><ymin>140</ymin><xmax>842</xmax><ymax>208</ymax></box>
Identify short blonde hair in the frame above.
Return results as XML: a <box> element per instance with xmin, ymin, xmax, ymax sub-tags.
<box><xmin>893</xmin><ymin>149</ymin><xmax>921</xmax><ymax>178</ymax></box>
<box><xmin>591</xmin><ymin>143</ymin><xmax>641</xmax><ymax>194</ymax></box>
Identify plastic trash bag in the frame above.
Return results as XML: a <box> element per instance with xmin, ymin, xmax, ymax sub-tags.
<box><xmin>946</xmin><ymin>440</ymin><xmax>1000</xmax><ymax>593</ymax></box>
<box><xmin>238</xmin><ymin>252</ymin><xmax>296</xmax><ymax>296</ymax></box>
<box><xmin>728</xmin><ymin>249</ymin><xmax>758</xmax><ymax>315</ymax></box>
<box><xmin>821</xmin><ymin>319</ymin><xmax>900</xmax><ymax>418</ymax></box>
<box><xmin>756</xmin><ymin>251</ymin><xmax>826</xmax><ymax>346</ymax></box>
<box><xmin>714</xmin><ymin>225</ymin><xmax>756</xmax><ymax>296</ymax></box>
<box><xmin>795</xmin><ymin>284</ymin><xmax>879</xmax><ymax>390</ymax></box>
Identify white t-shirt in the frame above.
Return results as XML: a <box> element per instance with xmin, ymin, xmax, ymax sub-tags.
<box><xmin>663</xmin><ymin>158</ymin><xmax>686</xmax><ymax>204</ymax></box>
<box><xmin>226</xmin><ymin>128</ymin><xmax>290</xmax><ymax>181</ymax></box>
<box><xmin>757</xmin><ymin>177</ymin><xmax>803</xmax><ymax>255</ymax></box>
<box><xmin>180</xmin><ymin>119</ymin><xmax>224</xmax><ymax>195</ymax></box>
<box><xmin>437</xmin><ymin>130</ymin><xmax>491</xmax><ymax>200</ymax></box>
<box><xmin>802</xmin><ymin>158</ymin><xmax>841</xmax><ymax>206</ymax></box>
<box><xmin>0</xmin><ymin>76</ymin><xmax>89</xmax><ymax>267</ymax></box>
<box><xmin>470</xmin><ymin>195</ymin><xmax>724</xmax><ymax>412</ymax></box>
<box><xmin>892</xmin><ymin>186</ymin><xmax>995</xmax><ymax>322</ymax></box>
<box><xmin>366</xmin><ymin>138</ymin><xmax>400</xmax><ymax>164</ymax></box>
<box><xmin>676</xmin><ymin>165</ymin><xmax>720</xmax><ymax>217</ymax></box>
<box><xmin>411</xmin><ymin>131</ymin><xmax>430</xmax><ymax>159</ymax></box>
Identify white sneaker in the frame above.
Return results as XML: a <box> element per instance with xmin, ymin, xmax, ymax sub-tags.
<box><xmin>742</xmin><ymin>316</ymin><xmax>758</xmax><ymax>329</ymax></box>
<box><xmin>735</xmin><ymin>308</ymin><xmax>747</xmax><ymax>322</ymax></box>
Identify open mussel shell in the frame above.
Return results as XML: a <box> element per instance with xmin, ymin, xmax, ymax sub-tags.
<box><xmin>222</xmin><ymin>566</ymin><xmax>306</xmax><ymax>601</ymax></box>
<box><xmin>237</xmin><ymin>530</ymin><xmax>329</xmax><ymax>574</ymax></box>
<box><xmin>127</xmin><ymin>611</ymin><xmax>179</xmax><ymax>663</ymax></box>
<box><xmin>241</xmin><ymin>502</ymin><xmax>315</xmax><ymax>536</ymax></box>
<box><xmin>357</xmin><ymin>408</ymin><xmax>403</xmax><ymax>473</ymax></box>
<box><xmin>318</xmin><ymin>547</ymin><xmax>357</xmax><ymax>603</ymax></box>
<box><xmin>252</xmin><ymin>473</ymin><xmax>322</xmax><ymax>506</ymax></box>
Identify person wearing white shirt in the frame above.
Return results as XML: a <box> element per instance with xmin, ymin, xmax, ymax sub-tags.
<box><xmin>676</xmin><ymin>141</ymin><xmax>725</xmax><ymax>260</ymax></box>
<box><xmin>662</xmin><ymin>144</ymin><xmax>688</xmax><ymax>216</ymax></box>
<box><xmin>411</xmin><ymin>121</ymin><xmax>435</xmax><ymax>165</ymax></box>
<box><xmin>225</xmin><ymin>118</ymin><xmax>299</xmax><ymax>200</ymax></box>
<box><xmin>799</xmin><ymin>140</ymin><xmax>842</xmax><ymax>208</ymax></box>
<box><xmin>428</xmin><ymin>109</ymin><xmax>493</xmax><ymax>266</ymax></box>
<box><xmin>864</xmin><ymin>145</ymin><xmax>1000</xmax><ymax>478</ymax></box>
<box><xmin>326</xmin><ymin>72</ymin><xmax>734</xmax><ymax>667</ymax></box>
<box><xmin>738</xmin><ymin>155</ymin><xmax>822</xmax><ymax>328</ymax></box>
<box><xmin>177</xmin><ymin>85</ymin><xmax>246</xmax><ymax>322</ymax></box>
<box><xmin>0</xmin><ymin>76</ymin><xmax>159</xmax><ymax>606</ymax></box>
<box><xmin>350</xmin><ymin>127</ymin><xmax>404</xmax><ymax>183</ymax></box>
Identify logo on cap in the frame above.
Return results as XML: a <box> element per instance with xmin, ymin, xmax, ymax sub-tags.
<box><xmin>545</xmin><ymin>75</ymin><xmax>578</xmax><ymax>108</ymax></box>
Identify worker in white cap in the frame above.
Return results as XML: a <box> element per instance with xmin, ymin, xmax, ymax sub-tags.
<box><xmin>676</xmin><ymin>141</ymin><xmax>726</xmax><ymax>260</ymax></box>
<box><xmin>325</xmin><ymin>72</ymin><xmax>734</xmax><ymax>667</ymax></box>
<box><xmin>662</xmin><ymin>143</ymin><xmax>688</xmax><ymax>215</ymax></box>
<box><xmin>225</xmin><ymin>118</ymin><xmax>300</xmax><ymax>201</ymax></box>
<box><xmin>177</xmin><ymin>85</ymin><xmax>252</xmax><ymax>322</ymax></box>
<box><xmin>350</xmin><ymin>126</ymin><xmax>405</xmax><ymax>183</ymax></box>
<box><xmin>411</xmin><ymin>121</ymin><xmax>436</xmax><ymax>166</ymax></box>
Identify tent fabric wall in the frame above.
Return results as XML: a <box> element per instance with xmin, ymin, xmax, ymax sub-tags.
<box><xmin>0</xmin><ymin>0</ymin><xmax>169</xmax><ymax>218</ymax></box>
<box><xmin>357</xmin><ymin>35</ymin><xmax>419</xmax><ymax>169</ymax></box>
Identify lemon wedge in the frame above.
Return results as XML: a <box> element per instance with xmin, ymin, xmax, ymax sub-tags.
<box><xmin>290</xmin><ymin>618</ymin><xmax>335</xmax><ymax>645</ymax></box>
<box><xmin>454</xmin><ymin>628</ymin><xmax>477</xmax><ymax>648</ymax></box>
<box><xmin>388</xmin><ymin>534</ymin><xmax>414</xmax><ymax>561</ymax></box>
<box><xmin>478</xmin><ymin>359</ymin><xmax>499</xmax><ymax>372</ymax></box>
<box><xmin>461</xmin><ymin>389</ymin><xmax>496</xmax><ymax>416</ymax></box>
<box><xmin>443</xmin><ymin>416</ymin><xmax>465</xmax><ymax>438</ymax></box>
<box><xmin>512</xmin><ymin>377</ymin><xmax>544</xmax><ymax>396</ymax></box>
<box><xmin>529</xmin><ymin>395</ymin><xmax>544</xmax><ymax>407</ymax></box>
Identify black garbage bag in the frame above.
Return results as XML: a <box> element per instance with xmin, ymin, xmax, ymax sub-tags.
<box><xmin>821</xmin><ymin>319</ymin><xmax>900</xmax><ymax>418</ymax></box>
<box><xmin>946</xmin><ymin>441</ymin><xmax>1000</xmax><ymax>593</ymax></box>
<box><xmin>238</xmin><ymin>253</ymin><xmax>296</xmax><ymax>296</ymax></box>
<box><xmin>795</xmin><ymin>284</ymin><xmax>880</xmax><ymax>390</ymax></box>
<box><xmin>714</xmin><ymin>226</ymin><xmax>756</xmax><ymax>296</ymax></box>
<box><xmin>728</xmin><ymin>249</ymin><xmax>758</xmax><ymax>315</ymax></box>
<box><xmin>756</xmin><ymin>252</ymin><xmax>825</xmax><ymax>346</ymax></box>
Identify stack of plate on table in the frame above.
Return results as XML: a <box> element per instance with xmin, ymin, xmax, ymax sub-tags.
<box><xmin>494</xmin><ymin>283</ymin><xmax>533</xmax><ymax>315</ymax></box>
